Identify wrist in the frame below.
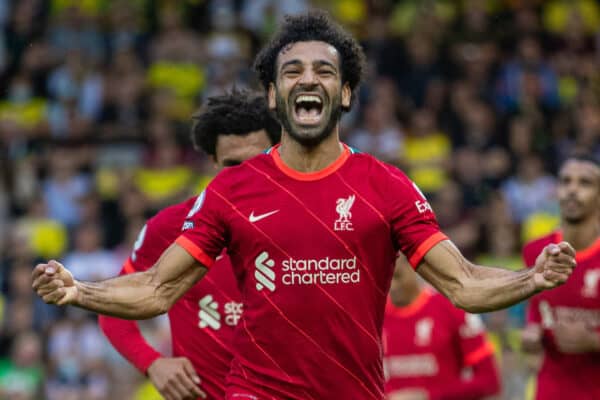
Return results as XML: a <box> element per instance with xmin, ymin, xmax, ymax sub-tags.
<box><xmin>71</xmin><ymin>280</ymin><xmax>83</xmax><ymax>306</ymax></box>
<box><xmin>143</xmin><ymin>354</ymin><xmax>163</xmax><ymax>375</ymax></box>
<box><xmin>528</xmin><ymin>268</ymin><xmax>545</xmax><ymax>294</ymax></box>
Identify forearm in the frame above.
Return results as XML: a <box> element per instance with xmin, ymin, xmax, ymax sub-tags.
<box><xmin>75</xmin><ymin>271</ymin><xmax>168</xmax><ymax>319</ymax></box>
<box><xmin>73</xmin><ymin>243</ymin><xmax>206</xmax><ymax>319</ymax></box>
<box><xmin>98</xmin><ymin>315</ymin><xmax>162</xmax><ymax>373</ymax></box>
<box><xmin>428</xmin><ymin>357</ymin><xmax>500</xmax><ymax>400</ymax></box>
<box><xmin>457</xmin><ymin>265</ymin><xmax>538</xmax><ymax>313</ymax></box>
<box><xmin>418</xmin><ymin>241</ymin><xmax>538</xmax><ymax>313</ymax></box>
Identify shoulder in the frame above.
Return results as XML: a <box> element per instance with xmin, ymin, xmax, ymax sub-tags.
<box><xmin>137</xmin><ymin>198</ymin><xmax>196</xmax><ymax>248</ymax></box>
<box><xmin>346</xmin><ymin>151</ymin><xmax>413</xmax><ymax>185</ymax></box>
<box><xmin>522</xmin><ymin>231</ymin><xmax>559</xmax><ymax>268</ymax></box>
<box><xmin>129</xmin><ymin>198</ymin><xmax>200</xmax><ymax>269</ymax></box>
<box><xmin>150</xmin><ymin>197</ymin><xmax>198</xmax><ymax>231</ymax></box>
<box><xmin>208</xmin><ymin>153</ymin><xmax>272</xmax><ymax>190</ymax></box>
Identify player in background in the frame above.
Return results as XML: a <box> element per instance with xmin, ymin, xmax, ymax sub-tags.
<box><xmin>521</xmin><ymin>154</ymin><xmax>600</xmax><ymax>400</ymax></box>
<box><xmin>98</xmin><ymin>90</ymin><xmax>281</xmax><ymax>400</ymax></box>
<box><xmin>34</xmin><ymin>12</ymin><xmax>576</xmax><ymax>399</ymax></box>
<box><xmin>383</xmin><ymin>254</ymin><xmax>500</xmax><ymax>400</ymax></box>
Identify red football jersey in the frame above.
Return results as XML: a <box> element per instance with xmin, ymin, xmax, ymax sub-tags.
<box><xmin>100</xmin><ymin>196</ymin><xmax>242</xmax><ymax>399</ymax></box>
<box><xmin>177</xmin><ymin>144</ymin><xmax>447</xmax><ymax>399</ymax></box>
<box><xmin>523</xmin><ymin>231</ymin><xmax>600</xmax><ymax>400</ymax></box>
<box><xmin>383</xmin><ymin>289</ymin><xmax>496</xmax><ymax>399</ymax></box>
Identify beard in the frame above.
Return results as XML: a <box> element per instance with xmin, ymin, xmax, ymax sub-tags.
<box><xmin>560</xmin><ymin>198</ymin><xmax>592</xmax><ymax>224</ymax></box>
<box><xmin>275</xmin><ymin>87</ymin><xmax>343</xmax><ymax>148</ymax></box>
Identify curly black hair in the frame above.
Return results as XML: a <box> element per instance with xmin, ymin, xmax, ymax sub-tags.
<box><xmin>253</xmin><ymin>10</ymin><xmax>366</xmax><ymax>111</ymax></box>
<box><xmin>190</xmin><ymin>89</ymin><xmax>281</xmax><ymax>157</ymax></box>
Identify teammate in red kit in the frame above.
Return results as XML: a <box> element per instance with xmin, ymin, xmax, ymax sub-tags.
<box><xmin>383</xmin><ymin>255</ymin><xmax>500</xmax><ymax>400</ymax></box>
<box><xmin>521</xmin><ymin>154</ymin><xmax>600</xmax><ymax>400</ymax></box>
<box><xmin>98</xmin><ymin>90</ymin><xmax>281</xmax><ymax>400</ymax></box>
<box><xmin>34</xmin><ymin>12</ymin><xmax>576</xmax><ymax>399</ymax></box>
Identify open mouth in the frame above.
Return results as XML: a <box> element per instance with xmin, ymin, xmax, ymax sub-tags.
<box><xmin>563</xmin><ymin>199</ymin><xmax>581</xmax><ymax>208</ymax></box>
<box><xmin>293</xmin><ymin>94</ymin><xmax>323</xmax><ymax>125</ymax></box>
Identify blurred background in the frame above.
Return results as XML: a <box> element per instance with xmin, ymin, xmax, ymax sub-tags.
<box><xmin>1</xmin><ymin>0</ymin><xmax>599</xmax><ymax>399</ymax></box>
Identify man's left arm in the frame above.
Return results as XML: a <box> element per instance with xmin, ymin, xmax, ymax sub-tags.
<box><xmin>384</xmin><ymin>168</ymin><xmax>575</xmax><ymax>313</ymax></box>
<box><xmin>416</xmin><ymin>240</ymin><xmax>576</xmax><ymax>313</ymax></box>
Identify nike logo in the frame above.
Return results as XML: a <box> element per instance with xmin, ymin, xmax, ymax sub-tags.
<box><xmin>249</xmin><ymin>210</ymin><xmax>279</xmax><ymax>223</ymax></box>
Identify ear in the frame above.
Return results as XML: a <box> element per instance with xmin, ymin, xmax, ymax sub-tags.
<box><xmin>268</xmin><ymin>83</ymin><xmax>276</xmax><ymax>110</ymax></box>
<box><xmin>341</xmin><ymin>82</ymin><xmax>351</xmax><ymax>109</ymax></box>
<box><xmin>209</xmin><ymin>154</ymin><xmax>218</xmax><ymax>167</ymax></box>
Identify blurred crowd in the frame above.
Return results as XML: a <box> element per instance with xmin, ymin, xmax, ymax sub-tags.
<box><xmin>1</xmin><ymin>0</ymin><xmax>599</xmax><ymax>399</ymax></box>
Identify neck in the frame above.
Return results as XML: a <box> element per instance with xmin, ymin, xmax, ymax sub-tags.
<box><xmin>278</xmin><ymin>128</ymin><xmax>343</xmax><ymax>172</ymax></box>
<box><xmin>390</xmin><ymin>286</ymin><xmax>422</xmax><ymax>308</ymax></box>
<box><xmin>561</xmin><ymin>216</ymin><xmax>600</xmax><ymax>251</ymax></box>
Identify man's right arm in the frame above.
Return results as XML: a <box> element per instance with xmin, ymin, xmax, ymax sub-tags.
<box><xmin>32</xmin><ymin>243</ymin><xmax>207</xmax><ymax>319</ymax></box>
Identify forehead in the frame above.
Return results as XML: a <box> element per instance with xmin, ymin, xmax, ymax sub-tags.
<box><xmin>277</xmin><ymin>41</ymin><xmax>340</xmax><ymax>69</ymax></box>
<box><xmin>215</xmin><ymin>130</ymin><xmax>270</xmax><ymax>159</ymax></box>
<box><xmin>559</xmin><ymin>160</ymin><xmax>600</xmax><ymax>179</ymax></box>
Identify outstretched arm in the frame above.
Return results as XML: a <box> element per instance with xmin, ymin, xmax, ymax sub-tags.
<box><xmin>417</xmin><ymin>240</ymin><xmax>576</xmax><ymax>313</ymax></box>
<box><xmin>32</xmin><ymin>243</ymin><xmax>206</xmax><ymax>319</ymax></box>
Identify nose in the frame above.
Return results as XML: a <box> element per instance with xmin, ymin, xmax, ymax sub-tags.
<box><xmin>298</xmin><ymin>68</ymin><xmax>318</xmax><ymax>86</ymax></box>
<box><xmin>567</xmin><ymin>181</ymin><xmax>580</xmax><ymax>193</ymax></box>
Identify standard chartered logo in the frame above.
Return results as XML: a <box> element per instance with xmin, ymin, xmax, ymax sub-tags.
<box><xmin>255</xmin><ymin>251</ymin><xmax>276</xmax><ymax>292</ymax></box>
<box><xmin>254</xmin><ymin>251</ymin><xmax>361</xmax><ymax>292</ymax></box>
<box><xmin>198</xmin><ymin>295</ymin><xmax>221</xmax><ymax>330</ymax></box>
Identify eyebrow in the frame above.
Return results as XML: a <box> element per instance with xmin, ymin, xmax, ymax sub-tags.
<box><xmin>313</xmin><ymin>60</ymin><xmax>338</xmax><ymax>70</ymax></box>
<box><xmin>279</xmin><ymin>59</ymin><xmax>302</xmax><ymax>71</ymax></box>
<box><xmin>279</xmin><ymin>59</ymin><xmax>338</xmax><ymax>72</ymax></box>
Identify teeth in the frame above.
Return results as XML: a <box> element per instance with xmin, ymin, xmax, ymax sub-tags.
<box><xmin>295</xmin><ymin>95</ymin><xmax>322</xmax><ymax>104</ymax></box>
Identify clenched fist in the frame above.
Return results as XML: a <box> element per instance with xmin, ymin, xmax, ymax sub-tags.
<box><xmin>32</xmin><ymin>260</ymin><xmax>78</xmax><ymax>306</ymax></box>
<box><xmin>533</xmin><ymin>242</ymin><xmax>577</xmax><ymax>290</ymax></box>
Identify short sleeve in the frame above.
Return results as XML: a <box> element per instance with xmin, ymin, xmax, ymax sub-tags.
<box><xmin>452</xmin><ymin>309</ymin><xmax>494</xmax><ymax>366</ymax></box>
<box><xmin>385</xmin><ymin>165</ymin><xmax>447</xmax><ymax>268</ymax></box>
<box><xmin>176</xmin><ymin>187</ymin><xmax>228</xmax><ymax>268</ymax></box>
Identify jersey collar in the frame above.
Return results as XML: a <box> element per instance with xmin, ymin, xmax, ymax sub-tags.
<box><xmin>270</xmin><ymin>143</ymin><xmax>351</xmax><ymax>181</ymax></box>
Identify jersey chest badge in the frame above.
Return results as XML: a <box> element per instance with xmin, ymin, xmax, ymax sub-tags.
<box><xmin>334</xmin><ymin>194</ymin><xmax>356</xmax><ymax>232</ymax></box>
